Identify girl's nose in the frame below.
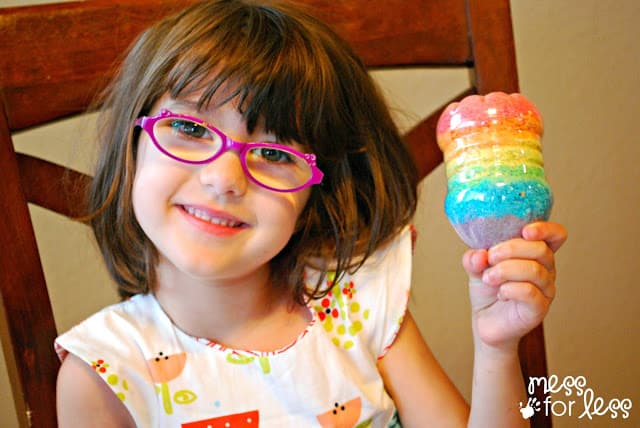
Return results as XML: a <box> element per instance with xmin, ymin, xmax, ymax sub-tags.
<box><xmin>198</xmin><ymin>150</ymin><xmax>248</xmax><ymax>197</ymax></box>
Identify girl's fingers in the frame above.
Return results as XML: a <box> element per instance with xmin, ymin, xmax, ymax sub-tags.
<box><xmin>464</xmin><ymin>221</ymin><xmax>565</xmax><ymax>307</ymax></box>
<box><xmin>522</xmin><ymin>221</ymin><xmax>568</xmax><ymax>253</ymax></box>
<box><xmin>462</xmin><ymin>249</ymin><xmax>489</xmax><ymax>278</ymax></box>
<box><xmin>498</xmin><ymin>282</ymin><xmax>551</xmax><ymax>324</ymax></box>
<box><xmin>488</xmin><ymin>238</ymin><xmax>555</xmax><ymax>273</ymax></box>
<box><xmin>482</xmin><ymin>259</ymin><xmax>556</xmax><ymax>299</ymax></box>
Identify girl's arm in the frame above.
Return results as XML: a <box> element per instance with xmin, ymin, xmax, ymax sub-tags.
<box><xmin>57</xmin><ymin>353</ymin><xmax>136</xmax><ymax>428</ymax></box>
<box><xmin>377</xmin><ymin>310</ymin><xmax>470</xmax><ymax>427</ymax></box>
<box><xmin>379</xmin><ymin>221</ymin><xmax>567</xmax><ymax>427</ymax></box>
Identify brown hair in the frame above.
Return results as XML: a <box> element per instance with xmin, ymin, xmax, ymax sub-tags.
<box><xmin>88</xmin><ymin>0</ymin><xmax>418</xmax><ymax>303</ymax></box>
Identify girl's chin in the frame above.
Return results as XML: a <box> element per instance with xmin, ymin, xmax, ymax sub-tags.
<box><xmin>157</xmin><ymin>255</ymin><xmax>270</xmax><ymax>286</ymax></box>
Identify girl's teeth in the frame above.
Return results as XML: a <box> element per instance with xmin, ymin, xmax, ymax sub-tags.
<box><xmin>184</xmin><ymin>206</ymin><xmax>241</xmax><ymax>227</ymax></box>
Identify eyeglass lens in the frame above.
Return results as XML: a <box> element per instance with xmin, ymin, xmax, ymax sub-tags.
<box><xmin>153</xmin><ymin>117</ymin><xmax>313</xmax><ymax>191</ymax></box>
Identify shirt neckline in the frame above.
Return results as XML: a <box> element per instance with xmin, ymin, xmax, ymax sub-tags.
<box><xmin>145</xmin><ymin>293</ymin><xmax>320</xmax><ymax>358</ymax></box>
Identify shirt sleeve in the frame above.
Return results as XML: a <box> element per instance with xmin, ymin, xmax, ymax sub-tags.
<box><xmin>54</xmin><ymin>297</ymin><xmax>160</xmax><ymax>426</ymax></box>
<box><xmin>365</xmin><ymin>226</ymin><xmax>413</xmax><ymax>360</ymax></box>
<box><xmin>310</xmin><ymin>226</ymin><xmax>413</xmax><ymax>360</ymax></box>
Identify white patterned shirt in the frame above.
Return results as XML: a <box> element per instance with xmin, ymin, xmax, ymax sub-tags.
<box><xmin>56</xmin><ymin>227</ymin><xmax>412</xmax><ymax>427</ymax></box>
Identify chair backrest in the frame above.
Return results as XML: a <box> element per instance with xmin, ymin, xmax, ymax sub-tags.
<box><xmin>0</xmin><ymin>1</ymin><xmax>550</xmax><ymax>427</ymax></box>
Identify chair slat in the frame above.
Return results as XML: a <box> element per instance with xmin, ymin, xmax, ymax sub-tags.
<box><xmin>520</xmin><ymin>325</ymin><xmax>552</xmax><ymax>428</ymax></box>
<box><xmin>404</xmin><ymin>88</ymin><xmax>476</xmax><ymax>178</ymax></box>
<box><xmin>17</xmin><ymin>154</ymin><xmax>91</xmax><ymax>219</ymax></box>
<box><xmin>467</xmin><ymin>0</ymin><xmax>519</xmax><ymax>93</ymax></box>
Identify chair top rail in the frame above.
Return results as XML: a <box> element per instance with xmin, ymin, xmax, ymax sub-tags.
<box><xmin>0</xmin><ymin>0</ymin><xmax>472</xmax><ymax>131</ymax></box>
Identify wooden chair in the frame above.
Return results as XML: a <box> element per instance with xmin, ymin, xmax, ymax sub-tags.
<box><xmin>0</xmin><ymin>1</ymin><xmax>551</xmax><ymax>427</ymax></box>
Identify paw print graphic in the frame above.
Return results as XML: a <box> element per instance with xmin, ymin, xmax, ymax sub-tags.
<box><xmin>519</xmin><ymin>396</ymin><xmax>541</xmax><ymax>419</ymax></box>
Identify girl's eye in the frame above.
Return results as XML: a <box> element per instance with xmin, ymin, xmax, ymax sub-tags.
<box><xmin>254</xmin><ymin>147</ymin><xmax>294</xmax><ymax>163</ymax></box>
<box><xmin>170</xmin><ymin>120</ymin><xmax>209</xmax><ymax>139</ymax></box>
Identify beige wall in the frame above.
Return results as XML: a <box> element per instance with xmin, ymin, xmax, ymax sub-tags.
<box><xmin>1</xmin><ymin>1</ymin><xmax>638</xmax><ymax>427</ymax></box>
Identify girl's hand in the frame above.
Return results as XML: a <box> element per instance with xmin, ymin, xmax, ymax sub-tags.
<box><xmin>462</xmin><ymin>221</ymin><xmax>568</xmax><ymax>352</ymax></box>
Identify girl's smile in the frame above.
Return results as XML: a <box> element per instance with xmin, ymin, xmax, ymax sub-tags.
<box><xmin>179</xmin><ymin>204</ymin><xmax>249</xmax><ymax>237</ymax></box>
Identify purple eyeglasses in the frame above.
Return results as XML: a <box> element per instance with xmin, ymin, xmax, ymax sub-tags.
<box><xmin>135</xmin><ymin>109</ymin><xmax>324</xmax><ymax>192</ymax></box>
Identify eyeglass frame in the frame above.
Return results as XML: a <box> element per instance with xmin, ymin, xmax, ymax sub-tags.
<box><xmin>134</xmin><ymin>109</ymin><xmax>324</xmax><ymax>193</ymax></box>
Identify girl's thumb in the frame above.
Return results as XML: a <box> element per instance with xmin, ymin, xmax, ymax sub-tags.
<box><xmin>462</xmin><ymin>249</ymin><xmax>489</xmax><ymax>279</ymax></box>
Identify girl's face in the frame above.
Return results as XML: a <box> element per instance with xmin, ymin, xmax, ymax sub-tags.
<box><xmin>132</xmin><ymin>92</ymin><xmax>311</xmax><ymax>286</ymax></box>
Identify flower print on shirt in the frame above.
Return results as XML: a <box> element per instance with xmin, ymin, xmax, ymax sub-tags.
<box><xmin>91</xmin><ymin>358</ymin><xmax>129</xmax><ymax>401</ymax></box>
<box><xmin>312</xmin><ymin>273</ymin><xmax>370</xmax><ymax>350</ymax></box>
<box><xmin>147</xmin><ymin>351</ymin><xmax>197</xmax><ymax>414</ymax></box>
<box><xmin>317</xmin><ymin>396</ymin><xmax>372</xmax><ymax>428</ymax></box>
<box><xmin>225</xmin><ymin>351</ymin><xmax>271</xmax><ymax>374</ymax></box>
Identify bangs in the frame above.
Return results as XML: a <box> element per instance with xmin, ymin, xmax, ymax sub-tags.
<box><xmin>161</xmin><ymin>2</ymin><xmax>341</xmax><ymax>149</ymax></box>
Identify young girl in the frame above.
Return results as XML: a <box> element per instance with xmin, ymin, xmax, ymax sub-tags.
<box><xmin>55</xmin><ymin>1</ymin><xmax>567</xmax><ymax>427</ymax></box>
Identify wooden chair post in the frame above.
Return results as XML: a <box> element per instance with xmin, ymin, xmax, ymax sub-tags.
<box><xmin>0</xmin><ymin>103</ymin><xmax>59</xmax><ymax>428</ymax></box>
